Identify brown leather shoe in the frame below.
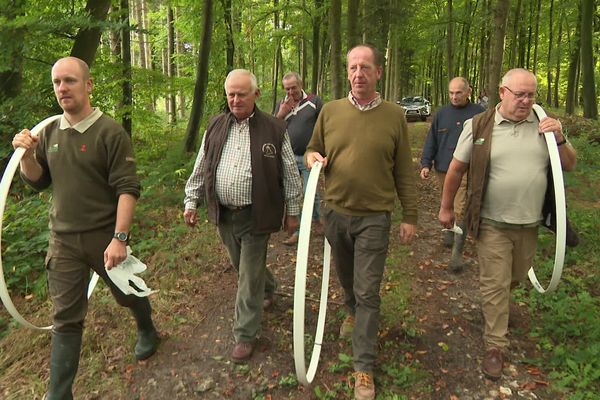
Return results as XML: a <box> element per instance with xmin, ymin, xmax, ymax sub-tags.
<box><xmin>283</xmin><ymin>233</ymin><xmax>299</xmax><ymax>246</ymax></box>
<box><xmin>482</xmin><ymin>347</ymin><xmax>504</xmax><ymax>379</ymax></box>
<box><xmin>263</xmin><ymin>294</ymin><xmax>274</xmax><ymax>311</ymax></box>
<box><xmin>231</xmin><ymin>341</ymin><xmax>254</xmax><ymax>363</ymax></box>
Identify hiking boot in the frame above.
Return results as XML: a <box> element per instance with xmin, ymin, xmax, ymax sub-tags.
<box><xmin>231</xmin><ymin>341</ymin><xmax>254</xmax><ymax>363</ymax></box>
<box><xmin>339</xmin><ymin>315</ymin><xmax>355</xmax><ymax>339</ymax></box>
<box><xmin>482</xmin><ymin>347</ymin><xmax>504</xmax><ymax>380</ymax></box>
<box><xmin>283</xmin><ymin>233</ymin><xmax>299</xmax><ymax>246</ymax></box>
<box><xmin>443</xmin><ymin>230</ymin><xmax>454</xmax><ymax>248</ymax></box>
<box><xmin>353</xmin><ymin>371</ymin><xmax>375</xmax><ymax>400</ymax></box>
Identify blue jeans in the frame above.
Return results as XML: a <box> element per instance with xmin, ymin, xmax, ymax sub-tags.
<box><xmin>296</xmin><ymin>155</ymin><xmax>320</xmax><ymax>228</ymax></box>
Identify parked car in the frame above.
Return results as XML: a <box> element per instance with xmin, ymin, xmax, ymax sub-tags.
<box><xmin>397</xmin><ymin>96</ymin><xmax>431</xmax><ymax>121</ymax></box>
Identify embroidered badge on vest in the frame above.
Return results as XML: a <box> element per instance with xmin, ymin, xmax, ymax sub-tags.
<box><xmin>80</xmin><ymin>144</ymin><xmax>87</xmax><ymax>152</ymax></box>
<box><xmin>48</xmin><ymin>143</ymin><xmax>59</xmax><ymax>153</ymax></box>
<box><xmin>474</xmin><ymin>138</ymin><xmax>485</xmax><ymax>145</ymax></box>
<box><xmin>262</xmin><ymin>143</ymin><xmax>276</xmax><ymax>158</ymax></box>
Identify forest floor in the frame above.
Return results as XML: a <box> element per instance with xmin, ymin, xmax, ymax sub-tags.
<box><xmin>124</xmin><ymin>120</ymin><xmax>562</xmax><ymax>400</ymax></box>
<box><xmin>0</xmin><ymin>121</ymin><xmax>565</xmax><ymax>399</ymax></box>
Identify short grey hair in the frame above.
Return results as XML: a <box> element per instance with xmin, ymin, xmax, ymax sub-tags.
<box><xmin>500</xmin><ymin>68</ymin><xmax>537</xmax><ymax>88</ymax></box>
<box><xmin>224</xmin><ymin>69</ymin><xmax>258</xmax><ymax>93</ymax></box>
<box><xmin>282</xmin><ymin>72</ymin><xmax>303</xmax><ymax>87</ymax></box>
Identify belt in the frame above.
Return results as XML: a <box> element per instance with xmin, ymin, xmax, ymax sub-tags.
<box><xmin>221</xmin><ymin>204</ymin><xmax>251</xmax><ymax>211</ymax></box>
<box><xmin>481</xmin><ymin>218</ymin><xmax>540</xmax><ymax>229</ymax></box>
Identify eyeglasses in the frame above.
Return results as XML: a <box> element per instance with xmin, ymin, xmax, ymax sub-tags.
<box><xmin>503</xmin><ymin>86</ymin><xmax>536</xmax><ymax>100</ymax></box>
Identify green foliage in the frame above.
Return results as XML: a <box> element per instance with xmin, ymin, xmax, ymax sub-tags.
<box><xmin>277</xmin><ymin>372</ymin><xmax>297</xmax><ymax>388</ymax></box>
<box><xmin>517</xmin><ymin>136</ymin><xmax>600</xmax><ymax>397</ymax></box>
<box><xmin>2</xmin><ymin>185</ymin><xmax>51</xmax><ymax>297</ymax></box>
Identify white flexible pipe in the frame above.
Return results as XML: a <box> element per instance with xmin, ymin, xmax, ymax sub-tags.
<box><xmin>528</xmin><ymin>104</ymin><xmax>567</xmax><ymax>293</ymax></box>
<box><xmin>293</xmin><ymin>161</ymin><xmax>331</xmax><ymax>386</ymax></box>
<box><xmin>0</xmin><ymin>115</ymin><xmax>100</xmax><ymax>331</ymax></box>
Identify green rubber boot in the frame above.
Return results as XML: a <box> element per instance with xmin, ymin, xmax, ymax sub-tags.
<box><xmin>130</xmin><ymin>297</ymin><xmax>160</xmax><ymax>360</ymax></box>
<box><xmin>46</xmin><ymin>332</ymin><xmax>82</xmax><ymax>400</ymax></box>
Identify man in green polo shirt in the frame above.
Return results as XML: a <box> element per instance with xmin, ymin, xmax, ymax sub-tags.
<box><xmin>12</xmin><ymin>57</ymin><xmax>159</xmax><ymax>399</ymax></box>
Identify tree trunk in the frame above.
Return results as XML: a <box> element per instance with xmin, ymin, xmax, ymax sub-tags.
<box><xmin>311</xmin><ymin>0</ymin><xmax>323</xmax><ymax>94</ymax></box>
<box><xmin>221</xmin><ymin>0</ymin><xmax>234</xmax><ymax>74</ymax></box>
<box><xmin>580</xmin><ymin>0</ymin><xmax>598</xmax><ymax>119</ymax></box>
<box><xmin>531</xmin><ymin>0</ymin><xmax>541</xmax><ymax>75</ymax></box>
<box><xmin>135</xmin><ymin>0</ymin><xmax>146</xmax><ymax>68</ymax></box>
<box><xmin>487</xmin><ymin>0</ymin><xmax>510</xmax><ymax>107</ymax></box>
<box><xmin>0</xmin><ymin>0</ymin><xmax>25</xmax><ymax>105</ymax></box>
<box><xmin>553</xmin><ymin>12</ymin><xmax>563</xmax><ymax>108</ymax></box>
<box><xmin>176</xmin><ymin>7</ymin><xmax>186</xmax><ymax>118</ymax></box>
<box><xmin>508</xmin><ymin>0</ymin><xmax>521</xmax><ymax>68</ymax></box>
<box><xmin>566</xmin><ymin>3</ymin><xmax>581</xmax><ymax>115</ymax></box>
<box><xmin>141</xmin><ymin>0</ymin><xmax>152</xmax><ymax>68</ymax></box>
<box><xmin>446</xmin><ymin>0</ymin><xmax>454</xmax><ymax>82</ymax></box>
<box><xmin>120</xmin><ymin>0</ymin><xmax>132</xmax><ymax>136</ymax></box>
<box><xmin>167</xmin><ymin>6</ymin><xmax>177</xmax><ymax>125</ymax></box>
<box><xmin>545</xmin><ymin>0</ymin><xmax>554</xmax><ymax>106</ymax></box>
<box><xmin>184</xmin><ymin>0</ymin><xmax>214</xmax><ymax>152</ymax></box>
<box><xmin>271</xmin><ymin>0</ymin><xmax>283</xmax><ymax>114</ymax></box>
<box><xmin>70</xmin><ymin>0</ymin><xmax>112</xmax><ymax>67</ymax></box>
<box><xmin>347</xmin><ymin>0</ymin><xmax>360</xmax><ymax>50</ymax></box>
<box><xmin>330</xmin><ymin>0</ymin><xmax>342</xmax><ymax>99</ymax></box>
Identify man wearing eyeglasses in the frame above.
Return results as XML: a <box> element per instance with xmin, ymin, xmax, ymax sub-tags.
<box><xmin>439</xmin><ymin>68</ymin><xmax>576</xmax><ymax>380</ymax></box>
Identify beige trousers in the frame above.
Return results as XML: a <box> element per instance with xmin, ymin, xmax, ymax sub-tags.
<box><xmin>476</xmin><ymin>222</ymin><xmax>538</xmax><ymax>349</ymax></box>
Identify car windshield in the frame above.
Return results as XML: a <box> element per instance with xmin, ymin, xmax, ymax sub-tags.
<box><xmin>401</xmin><ymin>96</ymin><xmax>427</xmax><ymax>106</ymax></box>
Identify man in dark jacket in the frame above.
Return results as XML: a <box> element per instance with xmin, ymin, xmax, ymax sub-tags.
<box><xmin>420</xmin><ymin>77</ymin><xmax>485</xmax><ymax>271</ymax></box>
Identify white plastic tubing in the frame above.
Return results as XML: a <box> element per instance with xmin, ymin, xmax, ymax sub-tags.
<box><xmin>0</xmin><ymin>115</ymin><xmax>100</xmax><ymax>331</ymax></box>
<box><xmin>528</xmin><ymin>104</ymin><xmax>567</xmax><ymax>293</ymax></box>
<box><xmin>293</xmin><ymin>161</ymin><xmax>332</xmax><ymax>386</ymax></box>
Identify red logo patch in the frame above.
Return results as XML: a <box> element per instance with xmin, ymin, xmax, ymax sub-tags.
<box><xmin>80</xmin><ymin>144</ymin><xmax>87</xmax><ymax>152</ymax></box>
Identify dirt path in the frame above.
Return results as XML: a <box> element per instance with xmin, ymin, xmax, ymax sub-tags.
<box><xmin>129</xmin><ymin>136</ymin><xmax>559</xmax><ymax>400</ymax></box>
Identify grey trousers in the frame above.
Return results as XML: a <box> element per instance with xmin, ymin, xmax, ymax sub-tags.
<box><xmin>217</xmin><ymin>206</ymin><xmax>276</xmax><ymax>343</ymax></box>
<box><xmin>324</xmin><ymin>207</ymin><xmax>391</xmax><ymax>373</ymax></box>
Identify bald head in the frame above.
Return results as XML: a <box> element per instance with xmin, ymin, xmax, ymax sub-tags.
<box><xmin>52</xmin><ymin>57</ymin><xmax>90</xmax><ymax>81</ymax></box>
<box><xmin>448</xmin><ymin>77</ymin><xmax>471</xmax><ymax>107</ymax></box>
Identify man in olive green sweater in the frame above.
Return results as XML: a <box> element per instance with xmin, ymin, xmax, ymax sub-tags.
<box><xmin>306</xmin><ymin>44</ymin><xmax>418</xmax><ymax>400</ymax></box>
<box><xmin>12</xmin><ymin>57</ymin><xmax>159</xmax><ymax>400</ymax></box>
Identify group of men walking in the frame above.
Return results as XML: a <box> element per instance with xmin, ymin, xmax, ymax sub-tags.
<box><xmin>12</xmin><ymin>42</ymin><xmax>576</xmax><ymax>400</ymax></box>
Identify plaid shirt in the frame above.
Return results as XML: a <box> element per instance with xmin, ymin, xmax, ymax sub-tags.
<box><xmin>184</xmin><ymin>115</ymin><xmax>301</xmax><ymax>215</ymax></box>
<box><xmin>347</xmin><ymin>91</ymin><xmax>382</xmax><ymax>111</ymax></box>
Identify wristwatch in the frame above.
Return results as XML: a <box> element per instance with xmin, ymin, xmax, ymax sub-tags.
<box><xmin>113</xmin><ymin>231</ymin><xmax>129</xmax><ymax>242</ymax></box>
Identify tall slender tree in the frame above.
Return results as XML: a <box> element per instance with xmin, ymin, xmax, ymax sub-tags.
<box><xmin>185</xmin><ymin>0</ymin><xmax>214</xmax><ymax>152</ymax></box>
<box><xmin>70</xmin><ymin>0</ymin><xmax>112</xmax><ymax>67</ymax></box>
<box><xmin>580</xmin><ymin>0</ymin><xmax>597</xmax><ymax>119</ymax></box>
<box><xmin>330</xmin><ymin>0</ymin><xmax>342</xmax><ymax>99</ymax></box>
<box><xmin>566</xmin><ymin>3</ymin><xmax>581</xmax><ymax>115</ymax></box>
<box><xmin>487</xmin><ymin>0</ymin><xmax>510</xmax><ymax>106</ymax></box>
<box><xmin>121</xmin><ymin>0</ymin><xmax>132</xmax><ymax>136</ymax></box>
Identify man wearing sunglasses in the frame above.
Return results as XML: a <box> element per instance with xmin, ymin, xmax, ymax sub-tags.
<box><xmin>439</xmin><ymin>68</ymin><xmax>576</xmax><ymax>380</ymax></box>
